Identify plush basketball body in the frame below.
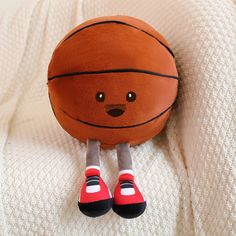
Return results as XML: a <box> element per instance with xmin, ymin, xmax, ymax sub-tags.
<box><xmin>48</xmin><ymin>15</ymin><xmax>178</xmax><ymax>149</ymax></box>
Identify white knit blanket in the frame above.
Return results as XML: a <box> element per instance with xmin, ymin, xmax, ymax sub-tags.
<box><xmin>0</xmin><ymin>0</ymin><xmax>235</xmax><ymax>235</ymax></box>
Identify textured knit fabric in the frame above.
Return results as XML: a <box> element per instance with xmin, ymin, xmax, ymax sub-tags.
<box><xmin>0</xmin><ymin>0</ymin><xmax>235</xmax><ymax>235</ymax></box>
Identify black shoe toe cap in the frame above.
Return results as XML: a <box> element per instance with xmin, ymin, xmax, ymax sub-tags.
<box><xmin>112</xmin><ymin>201</ymin><xmax>146</xmax><ymax>219</ymax></box>
<box><xmin>78</xmin><ymin>198</ymin><xmax>113</xmax><ymax>217</ymax></box>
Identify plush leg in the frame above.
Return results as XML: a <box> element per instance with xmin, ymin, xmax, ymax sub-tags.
<box><xmin>113</xmin><ymin>143</ymin><xmax>146</xmax><ymax>219</ymax></box>
<box><xmin>78</xmin><ymin>140</ymin><xmax>113</xmax><ymax>217</ymax></box>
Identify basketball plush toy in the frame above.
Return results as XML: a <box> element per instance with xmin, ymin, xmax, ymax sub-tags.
<box><xmin>48</xmin><ymin>16</ymin><xmax>178</xmax><ymax>219</ymax></box>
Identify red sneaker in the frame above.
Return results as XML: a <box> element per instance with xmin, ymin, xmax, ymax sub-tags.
<box><xmin>113</xmin><ymin>170</ymin><xmax>146</xmax><ymax>218</ymax></box>
<box><xmin>78</xmin><ymin>166</ymin><xmax>113</xmax><ymax>217</ymax></box>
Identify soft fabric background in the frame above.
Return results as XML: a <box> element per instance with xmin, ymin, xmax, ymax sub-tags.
<box><xmin>0</xmin><ymin>0</ymin><xmax>235</xmax><ymax>235</ymax></box>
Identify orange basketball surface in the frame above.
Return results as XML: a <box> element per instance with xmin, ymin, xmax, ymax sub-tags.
<box><xmin>48</xmin><ymin>15</ymin><xmax>178</xmax><ymax>149</ymax></box>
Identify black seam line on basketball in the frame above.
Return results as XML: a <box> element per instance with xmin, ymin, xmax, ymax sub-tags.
<box><xmin>60</xmin><ymin>103</ymin><xmax>173</xmax><ymax>129</ymax></box>
<box><xmin>63</xmin><ymin>20</ymin><xmax>175</xmax><ymax>57</ymax></box>
<box><xmin>48</xmin><ymin>68</ymin><xmax>179</xmax><ymax>81</ymax></box>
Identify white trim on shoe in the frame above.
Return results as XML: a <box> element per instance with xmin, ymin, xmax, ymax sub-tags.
<box><xmin>121</xmin><ymin>188</ymin><xmax>135</xmax><ymax>196</ymax></box>
<box><xmin>86</xmin><ymin>185</ymin><xmax>101</xmax><ymax>193</ymax></box>
<box><xmin>108</xmin><ymin>189</ymin><xmax>112</xmax><ymax>198</ymax></box>
<box><xmin>119</xmin><ymin>169</ymin><xmax>134</xmax><ymax>177</ymax></box>
<box><xmin>86</xmin><ymin>165</ymin><xmax>100</xmax><ymax>171</ymax></box>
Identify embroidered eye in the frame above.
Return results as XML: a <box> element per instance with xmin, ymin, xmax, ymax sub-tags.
<box><xmin>96</xmin><ymin>92</ymin><xmax>105</xmax><ymax>102</ymax></box>
<box><xmin>126</xmin><ymin>91</ymin><xmax>136</xmax><ymax>102</ymax></box>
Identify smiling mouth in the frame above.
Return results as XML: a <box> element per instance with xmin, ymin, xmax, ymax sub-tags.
<box><xmin>59</xmin><ymin>103</ymin><xmax>173</xmax><ymax>129</ymax></box>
